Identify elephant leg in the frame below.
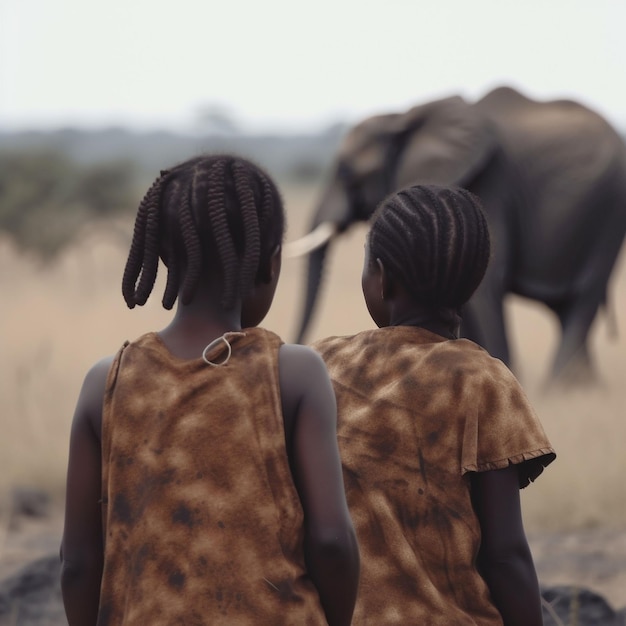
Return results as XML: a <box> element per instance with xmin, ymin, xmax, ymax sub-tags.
<box><xmin>548</xmin><ymin>294</ymin><xmax>599</xmax><ymax>385</ymax></box>
<box><xmin>549</xmin><ymin>187</ymin><xmax>626</xmax><ymax>385</ymax></box>
<box><xmin>459</xmin><ymin>146</ymin><xmax>515</xmax><ymax>368</ymax></box>
<box><xmin>461</xmin><ymin>283</ymin><xmax>511</xmax><ymax>368</ymax></box>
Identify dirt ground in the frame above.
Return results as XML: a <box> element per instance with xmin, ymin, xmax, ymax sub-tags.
<box><xmin>1</xmin><ymin>183</ymin><xmax>625</xmax><ymax>615</ymax></box>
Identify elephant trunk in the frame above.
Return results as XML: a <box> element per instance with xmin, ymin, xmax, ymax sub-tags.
<box><xmin>291</xmin><ymin>178</ymin><xmax>351</xmax><ymax>343</ymax></box>
<box><xmin>295</xmin><ymin>240</ymin><xmax>331</xmax><ymax>344</ymax></box>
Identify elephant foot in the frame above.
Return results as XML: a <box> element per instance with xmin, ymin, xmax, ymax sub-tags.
<box><xmin>544</xmin><ymin>355</ymin><xmax>602</xmax><ymax>392</ymax></box>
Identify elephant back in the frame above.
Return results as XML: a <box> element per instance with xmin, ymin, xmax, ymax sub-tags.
<box><xmin>476</xmin><ymin>86</ymin><xmax>626</xmax><ymax>294</ymax></box>
<box><xmin>476</xmin><ymin>87</ymin><xmax>625</xmax><ymax>200</ymax></box>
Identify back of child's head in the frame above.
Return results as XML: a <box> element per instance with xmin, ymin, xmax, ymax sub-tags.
<box><xmin>122</xmin><ymin>154</ymin><xmax>285</xmax><ymax>310</ymax></box>
<box><xmin>367</xmin><ymin>184</ymin><xmax>491</xmax><ymax>310</ymax></box>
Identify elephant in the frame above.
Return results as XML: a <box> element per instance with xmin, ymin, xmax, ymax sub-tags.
<box><xmin>289</xmin><ymin>86</ymin><xmax>626</xmax><ymax>383</ymax></box>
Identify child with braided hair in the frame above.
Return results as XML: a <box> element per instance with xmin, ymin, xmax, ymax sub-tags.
<box><xmin>313</xmin><ymin>184</ymin><xmax>555</xmax><ymax>625</ymax></box>
<box><xmin>60</xmin><ymin>154</ymin><xmax>359</xmax><ymax>626</ymax></box>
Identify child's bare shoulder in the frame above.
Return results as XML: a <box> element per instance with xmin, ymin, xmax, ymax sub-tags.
<box><xmin>83</xmin><ymin>355</ymin><xmax>115</xmax><ymax>393</ymax></box>
<box><xmin>73</xmin><ymin>355</ymin><xmax>116</xmax><ymax>430</ymax></box>
<box><xmin>279</xmin><ymin>343</ymin><xmax>329</xmax><ymax>379</ymax></box>
<box><xmin>278</xmin><ymin>344</ymin><xmax>334</xmax><ymax>415</ymax></box>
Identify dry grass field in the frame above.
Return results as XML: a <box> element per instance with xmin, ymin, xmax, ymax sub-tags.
<box><xmin>1</xmin><ymin>183</ymin><xmax>625</xmax><ymax>606</ymax></box>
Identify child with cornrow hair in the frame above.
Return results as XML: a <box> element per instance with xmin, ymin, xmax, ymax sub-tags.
<box><xmin>61</xmin><ymin>154</ymin><xmax>359</xmax><ymax>626</ymax></box>
<box><xmin>313</xmin><ymin>184</ymin><xmax>555</xmax><ymax>625</ymax></box>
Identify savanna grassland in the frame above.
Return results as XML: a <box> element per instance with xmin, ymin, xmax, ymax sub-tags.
<box><xmin>1</xmin><ymin>184</ymin><xmax>625</xmax><ymax>606</ymax></box>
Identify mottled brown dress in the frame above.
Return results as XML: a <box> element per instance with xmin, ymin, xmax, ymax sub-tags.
<box><xmin>99</xmin><ymin>328</ymin><xmax>326</xmax><ymax>626</ymax></box>
<box><xmin>313</xmin><ymin>326</ymin><xmax>556</xmax><ymax>626</ymax></box>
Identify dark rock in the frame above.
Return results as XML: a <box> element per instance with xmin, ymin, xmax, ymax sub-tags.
<box><xmin>542</xmin><ymin>585</ymin><xmax>621</xmax><ymax>626</ymax></box>
<box><xmin>11</xmin><ymin>488</ymin><xmax>50</xmax><ymax>519</ymax></box>
<box><xmin>0</xmin><ymin>554</ymin><xmax>64</xmax><ymax>626</ymax></box>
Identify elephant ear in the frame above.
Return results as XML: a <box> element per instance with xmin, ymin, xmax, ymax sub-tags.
<box><xmin>393</xmin><ymin>95</ymin><xmax>497</xmax><ymax>189</ymax></box>
<box><xmin>338</xmin><ymin>112</ymin><xmax>404</xmax><ymax>179</ymax></box>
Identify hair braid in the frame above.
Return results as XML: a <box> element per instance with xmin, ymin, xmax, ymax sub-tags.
<box><xmin>257</xmin><ymin>172</ymin><xmax>281</xmax><ymax>280</ymax></box>
<box><xmin>122</xmin><ymin>172</ymin><xmax>166</xmax><ymax>308</ymax></box>
<box><xmin>368</xmin><ymin>184</ymin><xmax>490</xmax><ymax>310</ymax></box>
<box><xmin>160</xmin><ymin>179</ymin><xmax>182</xmax><ymax>309</ymax></box>
<box><xmin>178</xmin><ymin>177</ymin><xmax>203</xmax><ymax>305</ymax></box>
<box><xmin>122</xmin><ymin>153</ymin><xmax>285</xmax><ymax>310</ymax></box>
<box><xmin>446</xmin><ymin>188</ymin><xmax>471</xmax><ymax>301</ymax></box>
<box><xmin>134</xmin><ymin>195</ymin><xmax>160</xmax><ymax>305</ymax></box>
<box><xmin>399</xmin><ymin>189</ymin><xmax>435</xmax><ymax>292</ymax></box>
<box><xmin>121</xmin><ymin>198</ymin><xmax>148</xmax><ymax>308</ymax></box>
<box><xmin>206</xmin><ymin>159</ymin><xmax>241</xmax><ymax>308</ymax></box>
<box><xmin>375</xmin><ymin>189</ymin><xmax>428</xmax><ymax>298</ymax></box>
<box><xmin>233</xmin><ymin>162</ymin><xmax>261</xmax><ymax>294</ymax></box>
<box><xmin>162</xmin><ymin>251</ymin><xmax>180</xmax><ymax>310</ymax></box>
<box><xmin>258</xmin><ymin>172</ymin><xmax>276</xmax><ymax>234</ymax></box>
<box><xmin>419</xmin><ymin>186</ymin><xmax>446</xmax><ymax>292</ymax></box>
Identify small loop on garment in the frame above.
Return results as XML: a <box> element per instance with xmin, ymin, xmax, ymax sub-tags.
<box><xmin>202</xmin><ymin>336</ymin><xmax>232</xmax><ymax>366</ymax></box>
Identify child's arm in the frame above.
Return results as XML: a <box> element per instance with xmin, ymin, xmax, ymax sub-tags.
<box><xmin>279</xmin><ymin>344</ymin><xmax>360</xmax><ymax>626</ymax></box>
<box><xmin>60</xmin><ymin>357</ymin><xmax>112</xmax><ymax>626</ymax></box>
<box><xmin>471</xmin><ymin>464</ymin><xmax>544</xmax><ymax>626</ymax></box>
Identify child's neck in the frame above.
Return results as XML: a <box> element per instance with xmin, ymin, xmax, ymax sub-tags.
<box><xmin>158</xmin><ymin>291</ymin><xmax>244</xmax><ymax>360</ymax></box>
<box><xmin>388</xmin><ymin>302</ymin><xmax>460</xmax><ymax>340</ymax></box>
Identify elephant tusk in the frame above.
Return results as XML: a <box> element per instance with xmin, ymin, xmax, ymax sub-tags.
<box><xmin>283</xmin><ymin>222</ymin><xmax>338</xmax><ymax>258</ymax></box>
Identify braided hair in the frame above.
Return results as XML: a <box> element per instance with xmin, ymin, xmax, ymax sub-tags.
<box><xmin>367</xmin><ymin>184</ymin><xmax>490</xmax><ymax>311</ymax></box>
<box><xmin>122</xmin><ymin>154</ymin><xmax>284</xmax><ymax>310</ymax></box>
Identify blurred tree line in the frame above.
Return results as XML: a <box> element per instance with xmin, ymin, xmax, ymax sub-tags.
<box><xmin>0</xmin><ymin>149</ymin><xmax>139</xmax><ymax>257</ymax></box>
<box><xmin>0</xmin><ymin>123</ymin><xmax>346</xmax><ymax>258</ymax></box>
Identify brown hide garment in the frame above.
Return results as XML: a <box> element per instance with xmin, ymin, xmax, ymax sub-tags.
<box><xmin>314</xmin><ymin>326</ymin><xmax>555</xmax><ymax>626</ymax></box>
<box><xmin>99</xmin><ymin>328</ymin><xmax>325</xmax><ymax>626</ymax></box>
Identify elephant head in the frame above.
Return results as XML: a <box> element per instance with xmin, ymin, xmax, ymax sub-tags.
<box><xmin>289</xmin><ymin>95</ymin><xmax>498</xmax><ymax>343</ymax></box>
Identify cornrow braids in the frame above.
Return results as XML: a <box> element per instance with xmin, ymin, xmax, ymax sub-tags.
<box><xmin>175</xmin><ymin>177</ymin><xmax>202</xmax><ymax>305</ymax></box>
<box><xmin>368</xmin><ymin>184</ymin><xmax>491</xmax><ymax>310</ymax></box>
<box><xmin>122</xmin><ymin>154</ymin><xmax>285</xmax><ymax>310</ymax></box>
<box><xmin>122</xmin><ymin>170</ymin><xmax>168</xmax><ymax>307</ymax></box>
<box><xmin>205</xmin><ymin>159</ymin><xmax>239</xmax><ymax>308</ymax></box>
<box><xmin>233</xmin><ymin>161</ymin><xmax>261</xmax><ymax>294</ymax></box>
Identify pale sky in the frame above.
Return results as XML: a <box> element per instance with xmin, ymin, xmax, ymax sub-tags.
<box><xmin>1</xmin><ymin>0</ymin><xmax>625</xmax><ymax>133</ymax></box>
